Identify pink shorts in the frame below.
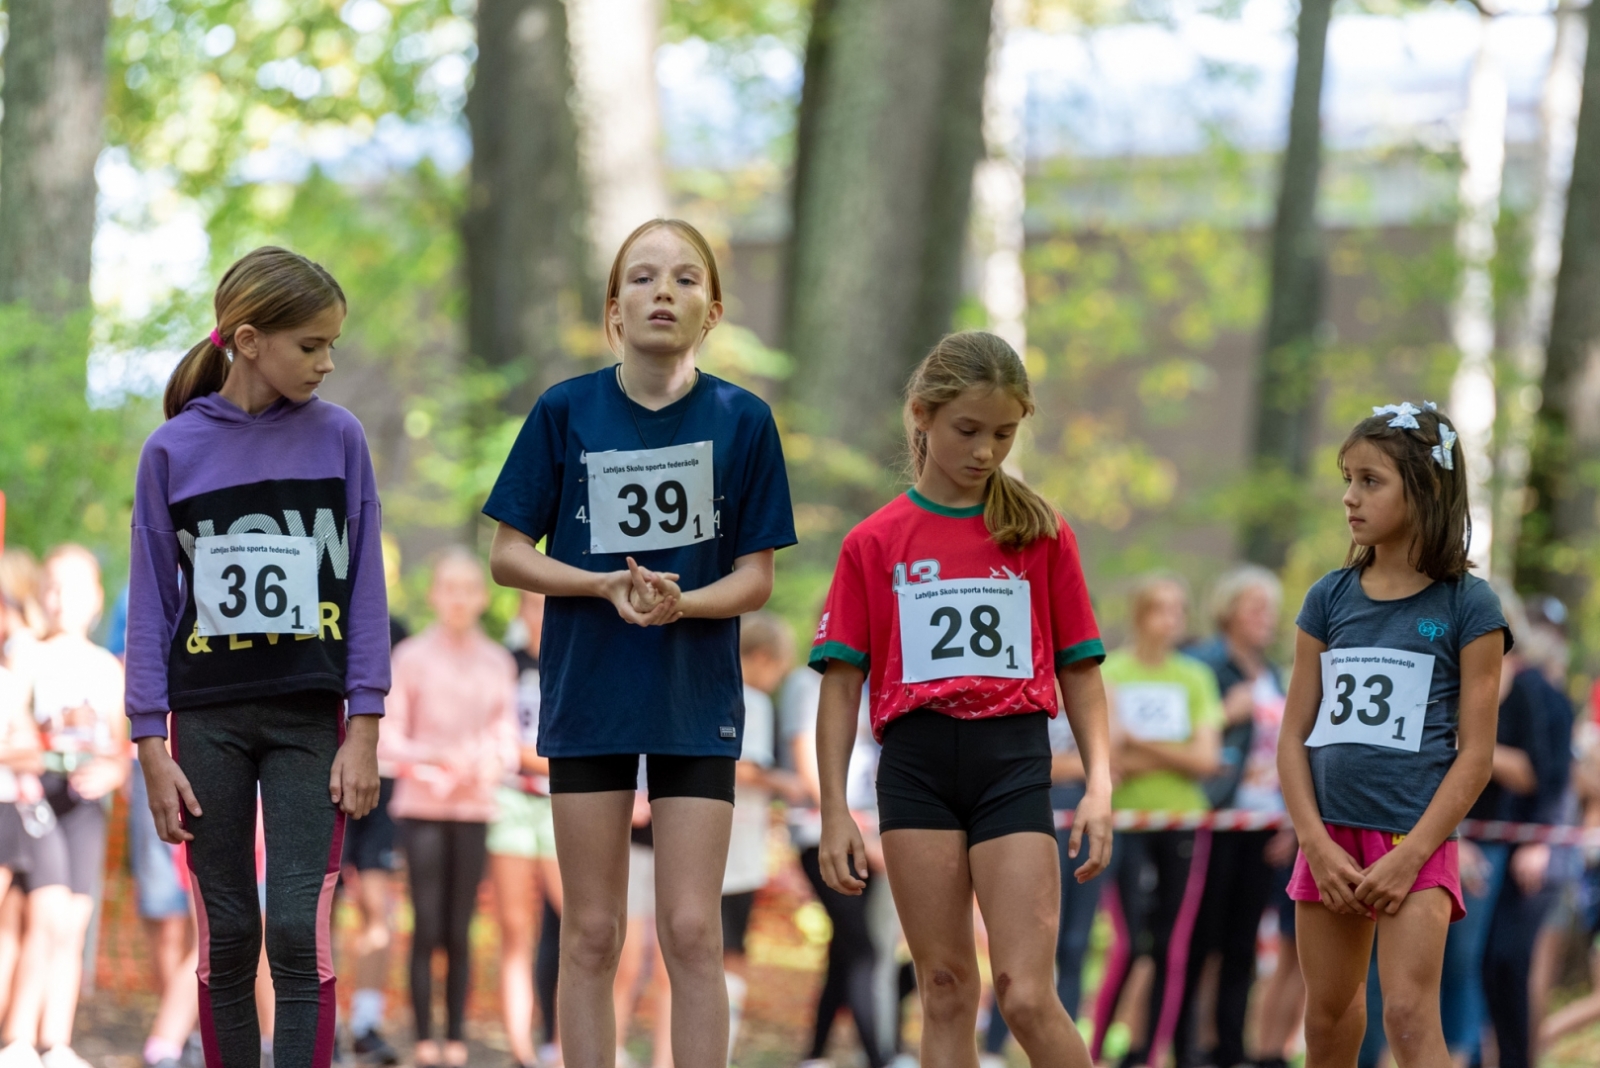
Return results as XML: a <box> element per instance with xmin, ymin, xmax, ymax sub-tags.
<box><xmin>1287</xmin><ymin>822</ymin><xmax>1465</xmax><ymax>923</ymax></box>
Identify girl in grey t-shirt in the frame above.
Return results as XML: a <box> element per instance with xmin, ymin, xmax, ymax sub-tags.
<box><xmin>1278</xmin><ymin>402</ymin><xmax>1508</xmax><ymax>1068</ymax></box>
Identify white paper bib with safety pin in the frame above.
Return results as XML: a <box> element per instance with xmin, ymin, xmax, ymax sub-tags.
<box><xmin>1305</xmin><ymin>646</ymin><xmax>1435</xmax><ymax>754</ymax></box>
<box><xmin>192</xmin><ymin>534</ymin><xmax>320</xmax><ymax>638</ymax></box>
<box><xmin>897</xmin><ymin>577</ymin><xmax>1032</xmax><ymax>684</ymax></box>
<box><xmin>585</xmin><ymin>441</ymin><xmax>716</xmax><ymax>555</ymax></box>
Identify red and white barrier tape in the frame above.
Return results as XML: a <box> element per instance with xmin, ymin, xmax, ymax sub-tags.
<box><xmin>1051</xmin><ymin>808</ymin><xmax>1600</xmax><ymax>847</ymax></box>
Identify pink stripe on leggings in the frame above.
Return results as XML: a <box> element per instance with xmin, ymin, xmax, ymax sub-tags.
<box><xmin>1090</xmin><ymin>883</ymin><xmax>1131</xmax><ymax>1062</ymax></box>
<box><xmin>1147</xmin><ymin>829</ymin><xmax>1213</xmax><ymax>1068</ymax></box>
<box><xmin>310</xmin><ymin>716</ymin><xmax>349</xmax><ymax>1068</ymax></box>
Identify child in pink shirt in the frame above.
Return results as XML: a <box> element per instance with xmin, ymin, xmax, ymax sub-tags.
<box><xmin>379</xmin><ymin>549</ymin><xmax>517</xmax><ymax>1068</ymax></box>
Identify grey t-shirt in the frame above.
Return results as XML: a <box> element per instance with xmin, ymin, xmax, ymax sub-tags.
<box><xmin>1297</xmin><ymin>568</ymin><xmax>1509</xmax><ymax>836</ymax></box>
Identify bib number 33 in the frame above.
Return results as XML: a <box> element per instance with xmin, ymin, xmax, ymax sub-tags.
<box><xmin>898</xmin><ymin>578</ymin><xmax>1032</xmax><ymax>684</ymax></box>
<box><xmin>192</xmin><ymin>534</ymin><xmax>320</xmax><ymax>638</ymax></box>
<box><xmin>1305</xmin><ymin>646</ymin><xmax>1435</xmax><ymax>754</ymax></box>
<box><xmin>586</xmin><ymin>441</ymin><xmax>715</xmax><ymax>555</ymax></box>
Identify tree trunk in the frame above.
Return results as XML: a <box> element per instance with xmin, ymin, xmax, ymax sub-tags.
<box><xmin>1447</xmin><ymin>13</ymin><xmax>1507</xmax><ymax>573</ymax></box>
<box><xmin>1519</xmin><ymin>0</ymin><xmax>1600</xmax><ymax>634</ymax></box>
<box><xmin>786</xmin><ymin>0</ymin><xmax>993</xmax><ymax>481</ymax></box>
<box><xmin>782</xmin><ymin>0</ymin><xmax>838</xmax><ymax>348</ymax></box>
<box><xmin>0</xmin><ymin>0</ymin><xmax>110</xmax><ymax>320</ymax></box>
<box><xmin>1241</xmin><ymin>0</ymin><xmax>1333</xmax><ymax>568</ymax></box>
<box><xmin>462</xmin><ymin>0</ymin><xmax>593</xmax><ymax>412</ymax></box>
<box><xmin>567</xmin><ymin>0</ymin><xmax>671</xmax><ymax>272</ymax></box>
<box><xmin>973</xmin><ymin>0</ymin><xmax>1027</xmax><ymax>355</ymax></box>
<box><xmin>1495</xmin><ymin>1</ymin><xmax>1588</xmax><ymax>578</ymax></box>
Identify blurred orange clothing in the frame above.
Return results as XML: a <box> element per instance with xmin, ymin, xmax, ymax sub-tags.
<box><xmin>379</xmin><ymin>625</ymin><xmax>519</xmax><ymax>823</ymax></box>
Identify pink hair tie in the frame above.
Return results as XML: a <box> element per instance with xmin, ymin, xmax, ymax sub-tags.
<box><xmin>209</xmin><ymin>328</ymin><xmax>226</xmax><ymax>347</ymax></box>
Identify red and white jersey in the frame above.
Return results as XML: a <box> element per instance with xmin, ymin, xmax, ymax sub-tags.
<box><xmin>810</xmin><ymin>489</ymin><xmax>1105</xmax><ymax>739</ymax></box>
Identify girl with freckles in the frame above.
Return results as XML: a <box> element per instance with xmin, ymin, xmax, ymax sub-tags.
<box><xmin>1278</xmin><ymin>402</ymin><xmax>1509</xmax><ymax>1068</ymax></box>
<box><xmin>483</xmin><ymin>219</ymin><xmax>795</xmax><ymax>1068</ymax></box>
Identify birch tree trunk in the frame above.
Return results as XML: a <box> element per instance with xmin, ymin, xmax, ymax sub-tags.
<box><xmin>567</xmin><ymin>0</ymin><xmax>671</xmax><ymax>272</ymax></box>
<box><xmin>787</xmin><ymin>0</ymin><xmax>993</xmax><ymax>466</ymax></box>
<box><xmin>462</xmin><ymin>0</ymin><xmax>593</xmax><ymax>410</ymax></box>
<box><xmin>1241</xmin><ymin>0</ymin><xmax>1333</xmax><ymax>568</ymax></box>
<box><xmin>1495</xmin><ymin>1</ymin><xmax>1588</xmax><ymax>577</ymax></box>
<box><xmin>0</xmin><ymin>0</ymin><xmax>110</xmax><ymax>320</ymax></box>
<box><xmin>1520</xmin><ymin>0</ymin><xmax>1600</xmax><ymax>636</ymax></box>
<box><xmin>1447</xmin><ymin>13</ymin><xmax>1507</xmax><ymax>572</ymax></box>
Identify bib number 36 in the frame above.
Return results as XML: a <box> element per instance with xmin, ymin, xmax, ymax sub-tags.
<box><xmin>1305</xmin><ymin>646</ymin><xmax>1435</xmax><ymax>754</ymax></box>
<box><xmin>898</xmin><ymin>578</ymin><xmax>1031</xmax><ymax>684</ymax></box>
<box><xmin>192</xmin><ymin>534</ymin><xmax>320</xmax><ymax>638</ymax></box>
<box><xmin>586</xmin><ymin>441</ymin><xmax>715</xmax><ymax>555</ymax></box>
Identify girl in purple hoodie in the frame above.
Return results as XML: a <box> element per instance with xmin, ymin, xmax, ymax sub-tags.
<box><xmin>126</xmin><ymin>247</ymin><xmax>389</xmax><ymax>1068</ymax></box>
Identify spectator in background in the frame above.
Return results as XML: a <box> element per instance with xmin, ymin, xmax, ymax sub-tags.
<box><xmin>724</xmin><ymin>612</ymin><xmax>799</xmax><ymax>1063</ymax></box>
<box><xmin>1092</xmin><ymin>575</ymin><xmax>1222</xmax><ymax>1068</ymax></box>
<box><xmin>337</xmin><ymin>533</ymin><xmax>413</xmax><ymax>1067</ymax></box>
<box><xmin>0</xmin><ymin>552</ymin><xmax>46</xmax><ymax>1027</ymax></box>
<box><xmin>5</xmin><ymin>546</ymin><xmax>129</xmax><ymax>1068</ymax></box>
<box><xmin>489</xmin><ymin>591</ymin><xmax>564</xmax><ymax>1068</ymax></box>
<box><xmin>1177</xmin><ymin>566</ymin><xmax>1301</xmax><ymax>1068</ymax></box>
<box><xmin>779</xmin><ymin>665</ymin><xmax>889</xmax><ymax>1068</ymax></box>
<box><xmin>0</xmin><ymin>572</ymin><xmax>41</xmax><ymax>1029</ymax></box>
<box><xmin>380</xmin><ymin>550</ymin><xmax>519</xmax><ymax>1068</ymax></box>
<box><xmin>1476</xmin><ymin>592</ymin><xmax>1572</xmax><ymax>1068</ymax></box>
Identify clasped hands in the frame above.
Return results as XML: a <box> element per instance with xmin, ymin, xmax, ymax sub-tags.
<box><xmin>604</xmin><ymin>556</ymin><xmax>684</xmax><ymax>627</ymax></box>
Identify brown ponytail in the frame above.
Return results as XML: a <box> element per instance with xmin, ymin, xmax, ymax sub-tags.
<box><xmin>903</xmin><ymin>331</ymin><xmax>1060</xmax><ymax>551</ymax></box>
<box><xmin>163</xmin><ymin>246</ymin><xmax>346</xmax><ymax>419</ymax></box>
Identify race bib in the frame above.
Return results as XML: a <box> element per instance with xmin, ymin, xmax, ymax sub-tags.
<box><xmin>1115</xmin><ymin>683</ymin><xmax>1192</xmax><ymax>742</ymax></box>
<box><xmin>1305</xmin><ymin>646</ymin><xmax>1434</xmax><ymax>754</ymax></box>
<box><xmin>193</xmin><ymin>534</ymin><xmax>320</xmax><ymax>638</ymax></box>
<box><xmin>898</xmin><ymin>578</ymin><xmax>1032</xmax><ymax>684</ymax></box>
<box><xmin>585</xmin><ymin>441</ymin><xmax>716</xmax><ymax>555</ymax></box>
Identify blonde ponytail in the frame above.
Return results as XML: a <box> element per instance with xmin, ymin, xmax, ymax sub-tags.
<box><xmin>904</xmin><ymin>331</ymin><xmax>1060</xmax><ymax>551</ymax></box>
<box><xmin>162</xmin><ymin>246</ymin><xmax>346</xmax><ymax>420</ymax></box>
<box><xmin>163</xmin><ymin>338</ymin><xmax>231</xmax><ymax>419</ymax></box>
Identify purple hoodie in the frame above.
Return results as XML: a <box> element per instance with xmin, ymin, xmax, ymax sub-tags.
<box><xmin>125</xmin><ymin>393</ymin><xmax>389</xmax><ymax>739</ymax></box>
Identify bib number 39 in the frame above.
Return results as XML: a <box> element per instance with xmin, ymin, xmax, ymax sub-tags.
<box><xmin>1305</xmin><ymin>646</ymin><xmax>1435</xmax><ymax>754</ymax></box>
<box><xmin>898</xmin><ymin>578</ymin><xmax>1031</xmax><ymax>684</ymax></box>
<box><xmin>586</xmin><ymin>441</ymin><xmax>715</xmax><ymax>555</ymax></box>
<box><xmin>192</xmin><ymin>534</ymin><xmax>320</xmax><ymax>638</ymax></box>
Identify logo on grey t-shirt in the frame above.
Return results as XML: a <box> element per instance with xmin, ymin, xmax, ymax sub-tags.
<box><xmin>1417</xmin><ymin>619</ymin><xmax>1449</xmax><ymax>642</ymax></box>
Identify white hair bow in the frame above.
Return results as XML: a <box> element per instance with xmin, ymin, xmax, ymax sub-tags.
<box><xmin>1432</xmin><ymin>425</ymin><xmax>1457</xmax><ymax>470</ymax></box>
<box><xmin>1372</xmin><ymin>401</ymin><xmax>1422</xmax><ymax>429</ymax></box>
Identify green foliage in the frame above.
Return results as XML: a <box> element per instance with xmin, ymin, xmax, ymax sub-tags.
<box><xmin>0</xmin><ymin>306</ymin><xmax>156</xmax><ymax>572</ymax></box>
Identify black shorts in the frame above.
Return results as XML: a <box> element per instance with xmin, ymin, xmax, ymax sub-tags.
<box><xmin>721</xmin><ymin>890</ymin><xmax>756</xmax><ymax>954</ymax></box>
<box><xmin>548</xmin><ymin>754</ymin><xmax>735</xmax><ymax>804</ymax></box>
<box><xmin>876</xmin><ymin>710</ymin><xmax>1054</xmax><ymax>846</ymax></box>
<box><xmin>342</xmin><ymin>776</ymin><xmax>397</xmax><ymax>872</ymax></box>
<box><xmin>0</xmin><ymin>805</ymin><xmax>26</xmax><ymax>873</ymax></box>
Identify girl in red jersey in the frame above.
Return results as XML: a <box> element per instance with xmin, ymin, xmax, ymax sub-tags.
<box><xmin>812</xmin><ymin>331</ymin><xmax>1114</xmax><ymax>1068</ymax></box>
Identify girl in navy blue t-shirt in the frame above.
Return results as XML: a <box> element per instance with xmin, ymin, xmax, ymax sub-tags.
<box><xmin>1278</xmin><ymin>402</ymin><xmax>1507</xmax><ymax>1068</ymax></box>
<box><xmin>484</xmin><ymin>219</ymin><xmax>795</xmax><ymax>1068</ymax></box>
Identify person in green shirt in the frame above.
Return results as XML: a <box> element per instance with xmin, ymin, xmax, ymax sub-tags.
<box><xmin>1090</xmin><ymin>575</ymin><xmax>1222</xmax><ymax>1068</ymax></box>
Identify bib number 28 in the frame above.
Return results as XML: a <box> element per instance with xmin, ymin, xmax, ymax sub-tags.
<box><xmin>193</xmin><ymin>534</ymin><xmax>320</xmax><ymax>638</ymax></box>
<box><xmin>899</xmin><ymin>578</ymin><xmax>1031</xmax><ymax>684</ymax></box>
<box><xmin>1306</xmin><ymin>647</ymin><xmax>1434</xmax><ymax>754</ymax></box>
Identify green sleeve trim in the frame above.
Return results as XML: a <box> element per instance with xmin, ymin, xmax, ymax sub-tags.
<box><xmin>809</xmin><ymin>641</ymin><xmax>869</xmax><ymax>674</ymax></box>
<box><xmin>1055</xmin><ymin>638</ymin><xmax>1107</xmax><ymax>668</ymax></box>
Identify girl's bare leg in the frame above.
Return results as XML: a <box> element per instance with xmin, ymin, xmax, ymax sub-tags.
<box><xmin>1296</xmin><ymin>902</ymin><xmax>1377</xmax><ymax>1068</ymax></box>
<box><xmin>493</xmin><ymin>854</ymin><xmax>542</xmax><ymax>1066</ymax></box>
<box><xmin>650</xmin><ymin>797</ymin><xmax>733</xmax><ymax>1068</ymax></box>
<box><xmin>552</xmin><ymin>791</ymin><xmax>633</xmax><ymax>1068</ymax></box>
<box><xmin>970</xmin><ymin>832</ymin><xmax>1089</xmax><ymax>1068</ymax></box>
<box><xmin>1373</xmin><ymin>889</ymin><xmax>1453</xmax><ymax>1068</ymax></box>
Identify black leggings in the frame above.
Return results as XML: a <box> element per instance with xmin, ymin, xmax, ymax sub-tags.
<box><xmin>172</xmin><ymin>695</ymin><xmax>345</xmax><ymax>1068</ymax></box>
<box><xmin>1483</xmin><ymin>876</ymin><xmax>1556</xmax><ymax>1068</ymax></box>
<box><xmin>402</xmin><ymin>819</ymin><xmax>488</xmax><ymax>1042</ymax></box>
<box><xmin>801</xmin><ymin>846</ymin><xmax>888</xmax><ymax>1068</ymax></box>
<box><xmin>536</xmin><ymin>899</ymin><xmax>560</xmax><ymax>1045</ymax></box>
<box><xmin>1176</xmin><ymin>828</ymin><xmax>1276</xmax><ymax>1068</ymax></box>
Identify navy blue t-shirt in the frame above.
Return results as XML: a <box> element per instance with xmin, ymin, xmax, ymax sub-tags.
<box><xmin>483</xmin><ymin>368</ymin><xmax>796</xmax><ymax>758</ymax></box>
<box><xmin>1297</xmin><ymin>568</ymin><xmax>1509</xmax><ymax>836</ymax></box>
